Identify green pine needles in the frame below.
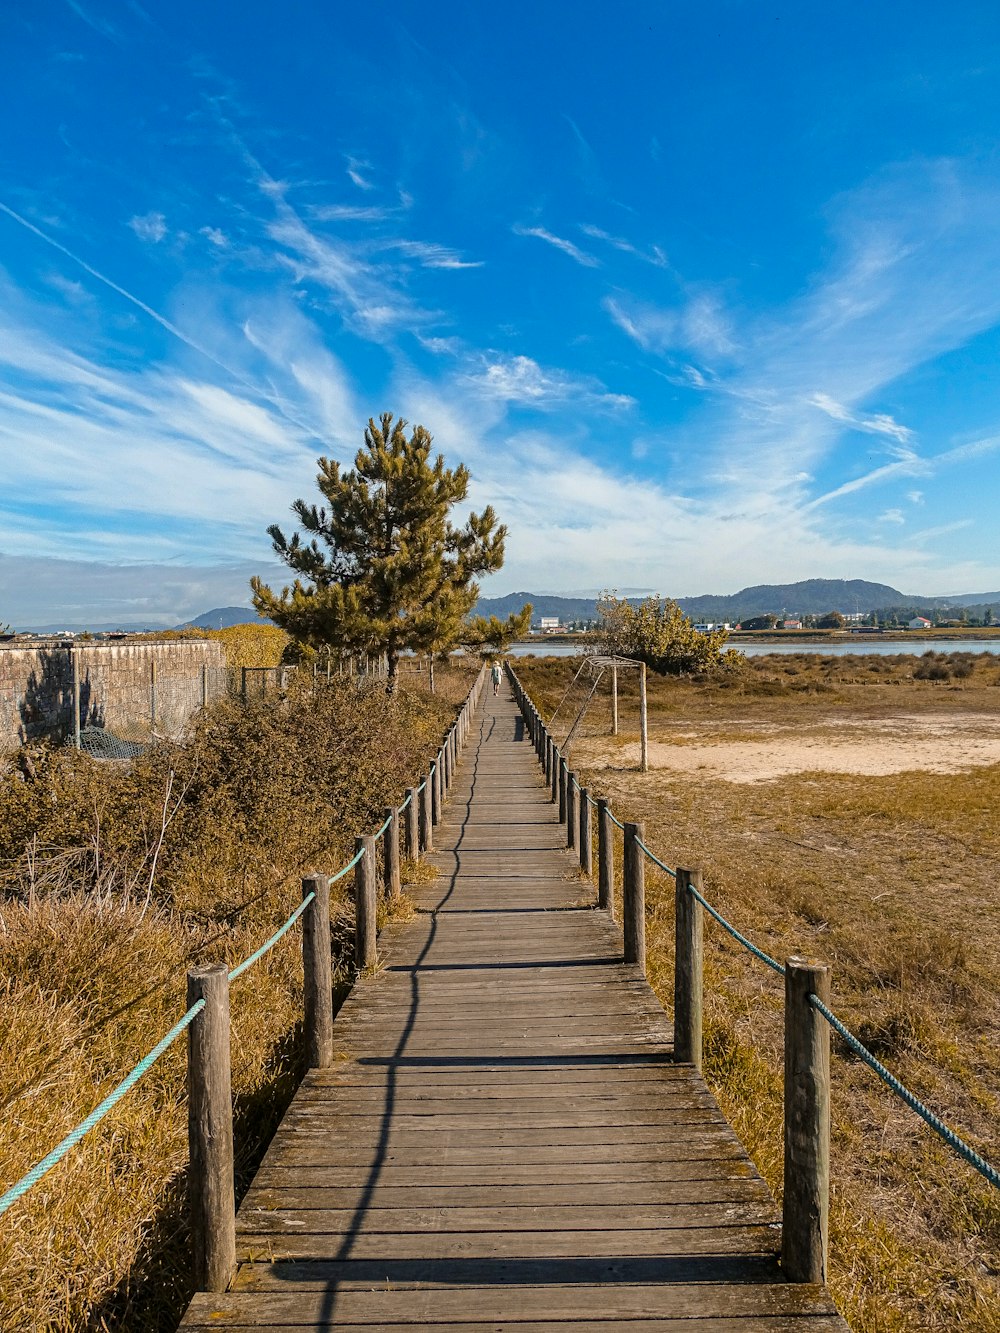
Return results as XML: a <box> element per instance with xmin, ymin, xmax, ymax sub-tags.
<box><xmin>251</xmin><ymin>414</ymin><xmax>506</xmax><ymax>690</ymax></box>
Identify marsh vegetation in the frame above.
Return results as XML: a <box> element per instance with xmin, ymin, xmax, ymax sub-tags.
<box><xmin>0</xmin><ymin>664</ymin><xmax>472</xmax><ymax>1331</ymax></box>
<box><xmin>518</xmin><ymin>650</ymin><xmax>1000</xmax><ymax>1333</ymax></box>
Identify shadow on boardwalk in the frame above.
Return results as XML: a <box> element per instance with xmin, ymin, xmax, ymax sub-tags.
<box><xmin>179</xmin><ymin>691</ymin><xmax>847</xmax><ymax>1330</ymax></box>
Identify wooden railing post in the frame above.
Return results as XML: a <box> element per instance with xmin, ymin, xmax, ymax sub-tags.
<box><xmin>383</xmin><ymin>806</ymin><xmax>401</xmax><ymax>903</ymax></box>
<box><xmin>431</xmin><ymin>756</ymin><xmax>442</xmax><ymax>826</ymax></box>
<box><xmin>558</xmin><ymin>756</ymin><xmax>568</xmax><ymax>824</ymax></box>
<box><xmin>301</xmin><ymin>874</ymin><xmax>333</xmax><ymax>1068</ymax></box>
<box><xmin>354</xmin><ymin>836</ymin><xmax>377</xmax><ymax>969</ymax></box>
<box><xmin>420</xmin><ymin>777</ymin><xmax>433</xmax><ymax>853</ymax></box>
<box><xmin>442</xmin><ymin>735</ymin><xmax>451</xmax><ymax>795</ymax></box>
<box><xmin>782</xmin><ymin>957</ymin><xmax>831</xmax><ymax>1284</ymax></box>
<box><xmin>673</xmin><ymin>868</ymin><xmax>704</xmax><ymax>1070</ymax></box>
<box><xmin>405</xmin><ymin>787</ymin><xmax>420</xmax><ymax>860</ymax></box>
<box><xmin>623</xmin><ymin>821</ymin><xmax>645</xmax><ymax>974</ymax></box>
<box><xmin>566</xmin><ymin>771</ymin><xmax>578</xmax><ymax>850</ymax></box>
<box><xmin>545</xmin><ymin>735</ymin><xmax>553</xmax><ymax>787</ymax></box>
<box><xmin>186</xmin><ymin>963</ymin><xmax>236</xmax><ymax>1293</ymax></box>
<box><xmin>550</xmin><ymin>746</ymin><xmax>560</xmax><ymax>803</ymax></box>
<box><xmin>579</xmin><ymin>787</ymin><xmax>593</xmax><ymax>878</ymax></box>
<box><xmin>597</xmin><ymin>798</ymin><xmax>614</xmax><ymax>915</ymax></box>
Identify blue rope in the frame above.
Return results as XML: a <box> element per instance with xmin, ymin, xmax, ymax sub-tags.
<box><xmin>809</xmin><ymin>995</ymin><xmax>1000</xmax><ymax>1191</ymax></box>
<box><xmin>330</xmin><ymin>846</ymin><xmax>366</xmax><ymax>884</ymax></box>
<box><xmin>608</xmin><ymin>810</ymin><xmax>626</xmax><ymax>831</ymax></box>
<box><xmin>688</xmin><ymin>884</ymin><xmax>786</xmax><ymax>976</ymax></box>
<box><xmin>228</xmin><ymin>892</ymin><xmax>315</xmax><ymax>981</ymax></box>
<box><xmin>635</xmin><ymin>838</ymin><xmax>677</xmax><ymax>879</ymax></box>
<box><xmin>0</xmin><ymin>999</ymin><xmax>205</xmax><ymax>1217</ymax></box>
<box><xmin>373</xmin><ymin>813</ymin><xmax>392</xmax><ymax>840</ymax></box>
<box><xmin>398</xmin><ymin>792</ymin><xmax>412</xmax><ymax>811</ymax></box>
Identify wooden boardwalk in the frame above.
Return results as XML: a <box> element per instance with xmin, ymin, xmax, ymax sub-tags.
<box><xmin>180</xmin><ymin>688</ymin><xmax>848</xmax><ymax>1330</ymax></box>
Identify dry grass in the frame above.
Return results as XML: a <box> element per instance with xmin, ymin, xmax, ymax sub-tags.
<box><xmin>0</xmin><ymin>663</ymin><xmax>474</xmax><ymax>1332</ymax></box>
<box><xmin>518</xmin><ymin>653</ymin><xmax>1000</xmax><ymax>1333</ymax></box>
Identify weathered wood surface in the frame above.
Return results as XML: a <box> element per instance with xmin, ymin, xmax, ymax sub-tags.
<box><xmin>180</xmin><ymin>689</ymin><xmax>847</xmax><ymax>1330</ymax></box>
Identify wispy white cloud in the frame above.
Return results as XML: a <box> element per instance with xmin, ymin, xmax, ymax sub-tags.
<box><xmin>383</xmin><ymin>239</ymin><xmax>483</xmax><ymax>269</ymax></box>
<box><xmin>810</xmin><ymin>392</ymin><xmax>913</xmax><ymax>442</ymax></box>
<box><xmin>199</xmin><ymin>225</ymin><xmax>229</xmax><ymax>247</ymax></box>
<box><xmin>309</xmin><ymin>203</ymin><xmax>394</xmax><ymax>222</ymax></box>
<box><xmin>512</xmin><ymin>224</ymin><xmax>600</xmax><ymax>268</ymax></box>
<box><xmin>878</xmin><ymin>508</ymin><xmax>905</xmax><ymax>524</ymax></box>
<box><xmin>65</xmin><ymin>0</ymin><xmax>120</xmax><ymax>41</ymax></box>
<box><xmin>579</xmin><ymin>223</ymin><xmax>668</xmax><ymax>267</ymax></box>
<box><xmin>461</xmin><ymin>353</ymin><xmax>634</xmax><ymax>411</ymax></box>
<box><xmin>346</xmin><ymin>156</ymin><xmax>375</xmax><ymax>191</ymax></box>
<box><xmin>129</xmin><ymin>211</ymin><xmax>167</xmax><ymax>243</ymax></box>
<box><xmin>604</xmin><ymin>292</ymin><xmax>735</xmax><ymax>359</ymax></box>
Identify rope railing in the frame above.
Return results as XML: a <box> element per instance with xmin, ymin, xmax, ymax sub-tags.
<box><xmin>0</xmin><ymin>662</ymin><xmax>490</xmax><ymax>1255</ymax></box>
<box><xmin>507</xmin><ymin>663</ymin><xmax>1000</xmax><ymax>1205</ymax></box>
<box><xmin>0</xmin><ymin>999</ymin><xmax>206</xmax><ymax>1217</ymax></box>
<box><xmin>809</xmin><ymin>995</ymin><xmax>1000</xmax><ymax>1190</ymax></box>
<box><xmin>227</xmin><ymin>892</ymin><xmax>317</xmax><ymax>983</ymax></box>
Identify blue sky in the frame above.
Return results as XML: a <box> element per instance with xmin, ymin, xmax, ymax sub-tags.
<box><xmin>4</xmin><ymin>1</ymin><xmax>1000</xmax><ymax>624</ymax></box>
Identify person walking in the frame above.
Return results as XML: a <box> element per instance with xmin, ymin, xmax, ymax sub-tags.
<box><xmin>491</xmin><ymin>660</ymin><xmax>503</xmax><ymax>696</ymax></box>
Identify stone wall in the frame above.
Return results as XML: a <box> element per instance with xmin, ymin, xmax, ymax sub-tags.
<box><xmin>0</xmin><ymin>640</ymin><xmax>227</xmax><ymax>750</ymax></box>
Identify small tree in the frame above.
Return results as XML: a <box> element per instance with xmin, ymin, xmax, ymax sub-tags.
<box><xmin>597</xmin><ymin>594</ymin><xmax>741</xmax><ymax>676</ymax></box>
<box><xmin>251</xmin><ymin>414</ymin><xmax>506</xmax><ymax>691</ymax></box>
<box><xmin>741</xmin><ymin>613</ymin><xmax>779</xmax><ymax>631</ymax></box>
<box><xmin>462</xmin><ymin>603</ymin><xmax>533</xmax><ymax>658</ymax></box>
<box><xmin>817</xmin><ymin>610</ymin><xmax>845</xmax><ymax>629</ymax></box>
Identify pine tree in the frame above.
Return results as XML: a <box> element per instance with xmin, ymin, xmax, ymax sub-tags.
<box><xmin>462</xmin><ymin>603</ymin><xmax>533</xmax><ymax>658</ymax></box>
<box><xmin>251</xmin><ymin>414</ymin><xmax>506</xmax><ymax>691</ymax></box>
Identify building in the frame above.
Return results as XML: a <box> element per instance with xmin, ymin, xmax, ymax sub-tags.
<box><xmin>782</xmin><ymin>619</ymin><xmax>803</xmax><ymax>630</ymax></box>
<box><xmin>908</xmin><ymin>616</ymin><xmax>932</xmax><ymax>630</ymax></box>
<box><xmin>539</xmin><ymin>617</ymin><xmax>561</xmax><ymax>633</ymax></box>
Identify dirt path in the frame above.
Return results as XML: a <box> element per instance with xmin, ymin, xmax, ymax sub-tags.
<box><xmin>613</xmin><ymin>712</ymin><xmax>1000</xmax><ymax>783</ymax></box>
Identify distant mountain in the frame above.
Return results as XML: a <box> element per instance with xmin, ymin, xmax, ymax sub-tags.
<box><xmin>177</xmin><ymin>606</ymin><xmax>272</xmax><ymax>630</ymax></box>
<box><xmin>672</xmin><ymin>579</ymin><xmax>909</xmax><ymax>621</ymax></box>
<box><xmin>174</xmin><ymin>581</ymin><xmax>1000</xmax><ymax>638</ymax></box>
<box><xmin>473</xmin><ymin>591</ymin><xmax>602</xmax><ymax>621</ymax></box>
<box><xmin>474</xmin><ymin>579</ymin><xmax>913</xmax><ymax>625</ymax></box>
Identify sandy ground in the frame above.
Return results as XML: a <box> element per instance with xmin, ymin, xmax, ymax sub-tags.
<box><xmin>616</xmin><ymin>712</ymin><xmax>1000</xmax><ymax>783</ymax></box>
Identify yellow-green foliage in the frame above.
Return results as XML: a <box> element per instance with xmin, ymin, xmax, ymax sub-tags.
<box><xmin>209</xmin><ymin>622</ymin><xmax>287</xmax><ymax>669</ymax></box>
<box><xmin>0</xmin><ymin>673</ymin><xmax>460</xmax><ymax>1331</ymax></box>
<box><xmin>597</xmin><ymin>592</ymin><xmax>742</xmax><ymax>675</ymax></box>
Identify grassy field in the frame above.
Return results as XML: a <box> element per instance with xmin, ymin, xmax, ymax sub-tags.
<box><xmin>516</xmin><ymin>651</ymin><xmax>1000</xmax><ymax>1333</ymax></box>
<box><xmin>0</xmin><ymin>665</ymin><xmax>473</xmax><ymax>1332</ymax></box>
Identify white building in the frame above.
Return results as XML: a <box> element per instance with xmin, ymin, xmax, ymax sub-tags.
<box><xmin>908</xmin><ymin>616</ymin><xmax>932</xmax><ymax>630</ymax></box>
<box><xmin>539</xmin><ymin>617</ymin><xmax>560</xmax><ymax>632</ymax></box>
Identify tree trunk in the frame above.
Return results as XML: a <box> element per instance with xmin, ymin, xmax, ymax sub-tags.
<box><xmin>386</xmin><ymin>651</ymin><xmax>399</xmax><ymax>696</ymax></box>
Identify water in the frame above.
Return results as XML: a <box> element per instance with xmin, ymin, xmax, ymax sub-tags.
<box><xmin>508</xmin><ymin>639</ymin><xmax>1000</xmax><ymax>659</ymax></box>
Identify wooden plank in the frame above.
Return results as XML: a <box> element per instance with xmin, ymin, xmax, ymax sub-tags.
<box><xmin>230</xmin><ymin>1225</ymin><xmax>782</xmax><ymax>1260</ymax></box>
<box><xmin>178</xmin><ymin>685</ymin><xmax>848</xmax><ymax>1332</ymax></box>
<box><xmin>184</xmin><ymin>1281</ymin><xmax>841</xmax><ymax>1322</ymax></box>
